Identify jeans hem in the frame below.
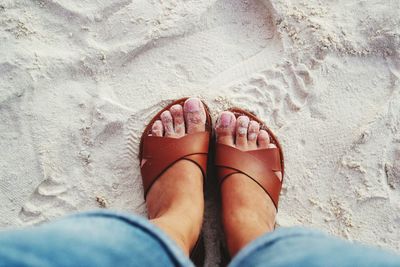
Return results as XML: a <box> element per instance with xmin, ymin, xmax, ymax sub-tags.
<box><xmin>229</xmin><ymin>227</ymin><xmax>327</xmax><ymax>267</ymax></box>
<box><xmin>64</xmin><ymin>210</ymin><xmax>192</xmax><ymax>267</ymax></box>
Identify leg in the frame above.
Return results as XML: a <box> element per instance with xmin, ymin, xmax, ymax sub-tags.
<box><xmin>229</xmin><ymin>227</ymin><xmax>400</xmax><ymax>267</ymax></box>
<box><xmin>0</xmin><ymin>211</ymin><xmax>193</xmax><ymax>267</ymax></box>
<box><xmin>143</xmin><ymin>98</ymin><xmax>207</xmax><ymax>255</ymax></box>
<box><xmin>215</xmin><ymin>111</ymin><xmax>282</xmax><ymax>256</ymax></box>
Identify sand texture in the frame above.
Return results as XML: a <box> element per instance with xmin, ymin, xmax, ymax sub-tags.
<box><xmin>0</xmin><ymin>0</ymin><xmax>399</xmax><ymax>265</ymax></box>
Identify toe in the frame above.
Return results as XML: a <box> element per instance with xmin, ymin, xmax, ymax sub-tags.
<box><xmin>160</xmin><ymin>110</ymin><xmax>174</xmax><ymax>137</ymax></box>
<box><xmin>183</xmin><ymin>98</ymin><xmax>207</xmax><ymax>134</ymax></box>
<box><xmin>235</xmin><ymin>116</ymin><xmax>250</xmax><ymax>149</ymax></box>
<box><xmin>248</xmin><ymin>121</ymin><xmax>260</xmax><ymax>150</ymax></box>
<box><xmin>216</xmin><ymin>111</ymin><xmax>236</xmax><ymax>146</ymax></box>
<box><xmin>151</xmin><ymin>120</ymin><xmax>164</xmax><ymax>137</ymax></box>
<box><xmin>170</xmin><ymin>104</ymin><xmax>185</xmax><ymax>137</ymax></box>
<box><xmin>257</xmin><ymin>130</ymin><xmax>270</xmax><ymax>148</ymax></box>
<box><xmin>268</xmin><ymin>143</ymin><xmax>283</xmax><ymax>181</ymax></box>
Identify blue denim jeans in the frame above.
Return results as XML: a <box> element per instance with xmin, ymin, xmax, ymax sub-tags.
<box><xmin>0</xmin><ymin>210</ymin><xmax>398</xmax><ymax>267</ymax></box>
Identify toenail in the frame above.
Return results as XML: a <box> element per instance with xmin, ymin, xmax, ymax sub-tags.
<box><xmin>189</xmin><ymin>116</ymin><xmax>202</xmax><ymax>124</ymax></box>
<box><xmin>249</xmin><ymin>133</ymin><xmax>257</xmax><ymax>140</ymax></box>
<box><xmin>161</xmin><ymin>111</ymin><xmax>172</xmax><ymax>119</ymax></box>
<box><xmin>219</xmin><ymin>113</ymin><xmax>232</xmax><ymax>127</ymax></box>
<box><xmin>238</xmin><ymin>127</ymin><xmax>247</xmax><ymax>135</ymax></box>
<box><xmin>185</xmin><ymin>99</ymin><xmax>200</xmax><ymax>112</ymax></box>
<box><xmin>239</xmin><ymin>120</ymin><xmax>248</xmax><ymax>127</ymax></box>
<box><xmin>170</xmin><ymin>105</ymin><xmax>182</xmax><ymax>113</ymax></box>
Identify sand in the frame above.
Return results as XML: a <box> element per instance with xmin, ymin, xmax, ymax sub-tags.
<box><xmin>0</xmin><ymin>0</ymin><xmax>399</xmax><ymax>265</ymax></box>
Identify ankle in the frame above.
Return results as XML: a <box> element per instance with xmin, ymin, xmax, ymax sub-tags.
<box><xmin>151</xmin><ymin>217</ymin><xmax>190</xmax><ymax>254</ymax></box>
<box><xmin>221</xmin><ymin>174</ymin><xmax>277</xmax><ymax>256</ymax></box>
<box><xmin>223</xmin><ymin>208</ymin><xmax>274</xmax><ymax>256</ymax></box>
<box><xmin>150</xmin><ymin>211</ymin><xmax>202</xmax><ymax>255</ymax></box>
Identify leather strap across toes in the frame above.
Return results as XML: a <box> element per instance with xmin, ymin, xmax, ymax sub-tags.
<box><xmin>139</xmin><ymin>98</ymin><xmax>212</xmax><ymax>199</ymax></box>
<box><xmin>141</xmin><ymin>132</ymin><xmax>210</xmax><ymax>197</ymax></box>
<box><xmin>215</xmin><ymin>109</ymin><xmax>284</xmax><ymax>210</ymax></box>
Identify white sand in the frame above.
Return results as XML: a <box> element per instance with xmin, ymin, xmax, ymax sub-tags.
<box><xmin>0</xmin><ymin>0</ymin><xmax>399</xmax><ymax>265</ymax></box>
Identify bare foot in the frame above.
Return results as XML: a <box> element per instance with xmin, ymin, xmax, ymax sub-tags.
<box><xmin>143</xmin><ymin>98</ymin><xmax>207</xmax><ymax>255</ymax></box>
<box><xmin>215</xmin><ymin>111</ymin><xmax>283</xmax><ymax>257</ymax></box>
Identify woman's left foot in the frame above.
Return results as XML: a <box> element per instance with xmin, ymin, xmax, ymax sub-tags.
<box><xmin>215</xmin><ymin>111</ymin><xmax>283</xmax><ymax>256</ymax></box>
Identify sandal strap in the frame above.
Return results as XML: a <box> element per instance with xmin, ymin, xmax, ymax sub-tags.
<box><xmin>141</xmin><ymin>131</ymin><xmax>210</xmax><ymax>197</ymax></box>
<box><xmin>215</xmin><ymin>143</ymin><xmax>282</xmax><ymax>209</ymax></box>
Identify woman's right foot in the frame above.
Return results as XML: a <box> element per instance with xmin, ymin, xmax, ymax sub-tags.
<box><xmin>215</xmin><ymin>111</ymin><xmax>283</xmax><ymax>257</ymax></box>
<box><xmin>144</xmin><ymin>98</ymin><xmax>207</xmax><ymax>255</ymax></box>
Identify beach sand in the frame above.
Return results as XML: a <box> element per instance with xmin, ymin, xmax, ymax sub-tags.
<box><xmin>0</xmin><ymin>0</ymin><xmax>399</xmax><ymax>265</ymax></box>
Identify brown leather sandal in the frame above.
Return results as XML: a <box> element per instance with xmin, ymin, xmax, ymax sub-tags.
<box><xmin>139</xmin><ymin>97</ymin><xmax>211</xmax><ymax>266</ymax></box>
<box><xmin>139</xmin><ymin>97</ymin><xmax>212</xmax><ymax>196</ymax></box>
<box><xmin>215</xmin><ymin>108</ymin><xmax>284</xmax><ymax>210</ymax></box>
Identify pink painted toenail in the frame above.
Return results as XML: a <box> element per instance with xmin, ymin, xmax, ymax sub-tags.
<box><xmin>220</xmin><ymin>113</ymin><xmax>232</xmax><ymax>127</ymax></box>
<box><xmin>238</xmin><ymin>127</ymin><xmax>247</xmax><ymax>135</ymax></box>
<box><xmin>171</xmin><ymin>105</ymin><xmax>182</xmax><ymax>113</ymax></box>
<box><xmin>239</xmin><ymin>121</ymin><xmax>248</xmax><ymax>127</ymax></box>
<box><xmin>249</xmin><ymin>133</ymin><xmax>257</xmax><ymax>140</ymax></box>
<box><xmin>185</xmin><ymin>99</ymin><xmax>200</xmax><ymax>112</ymax></box>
